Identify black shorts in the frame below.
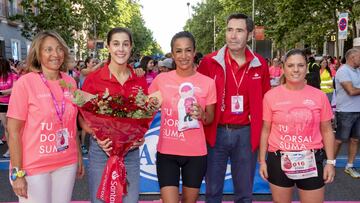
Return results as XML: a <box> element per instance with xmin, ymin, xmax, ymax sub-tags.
<box><xmin>0</xmin><ymin>104</ymin><xmax>8</xmax><ymax>113</ymax></box>
<box><xmin>156</xmin><ymin>152</ymin><xmax>207</xmax><ymax>188</ymax></box>
<box><xmin>267</xmin><ymin>149</ymin><xmax>325</xmax><ymax>190</ymax></box>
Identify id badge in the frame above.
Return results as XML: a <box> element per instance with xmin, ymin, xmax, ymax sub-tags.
<box><xmin>231</xmin><ymin>95</ymin><xmax>243</xmax><ymax>114</ymax></box>
<box><xmin>56</xmin><ymin>128</ymin><xmax>69</xmax><ymax>152</ymax></box>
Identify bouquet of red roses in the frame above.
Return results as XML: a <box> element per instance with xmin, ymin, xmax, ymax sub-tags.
<box><xmin>61</xmin><ymin>81</ymin><xmax>159</xmax><ymax>203</ymax></box>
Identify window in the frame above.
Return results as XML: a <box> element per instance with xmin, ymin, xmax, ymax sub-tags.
<box><xmin>26</xmin><ymin>42</ymin><xmax>31</xmax><ymax>55</ymax></box>
<box><xmin>11</xmin><ymin>39</ymin><xmax>21</xmax><ymax>61</ymax></box>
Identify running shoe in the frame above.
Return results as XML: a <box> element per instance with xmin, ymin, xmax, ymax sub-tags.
<box><xmin>2</xmin><ymin>150</ymin><xmax>10</xmax><ymax>158</ymax></box>
<box><xmin>344</xmin><ymin>167</ymin><xmax>360</xmax><ymax>178</ymax></box>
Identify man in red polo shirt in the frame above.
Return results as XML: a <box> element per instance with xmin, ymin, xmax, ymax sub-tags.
<box><xmin>197</xmin><ymin>13</ymin><xmax>270</xmax><ymax>203</ymax></box>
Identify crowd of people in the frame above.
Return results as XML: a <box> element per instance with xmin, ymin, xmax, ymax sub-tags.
<box><xmin>0</xmin><ymin>12</ymin><xmax>359</xmax><ymax>203</ymax></box>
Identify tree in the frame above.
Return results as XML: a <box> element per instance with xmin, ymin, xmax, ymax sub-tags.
<box><xmin>184</xmin><ymin>0</ymin><xmax>224</xmax><ymax>54</ymax></box>
<box><xmin>12</xmin><ymin>0</ymin><xmax>117</xmax><ymax>47</ymax></box>
<box><xmin>110</xmin><ymin>1</ymin><xmax>162</xmax><ymax>56</ymax></box>
<box><xmin>185</xmin><ymin>0</ymin><xmax>360</xmax><ymax>56</ymax></box>
<box><xmin>12</xmin><ymin>0</ymin><xmax>162</xmax><ymax>57</ymax></box>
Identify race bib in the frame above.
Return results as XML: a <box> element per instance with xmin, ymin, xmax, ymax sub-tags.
<box><xmin>231</xmin><ymin>95</ymin><xmax>243</xmax><ymax>114</ymax></box>
<box><xmin>56</xmin><ymin>128</ymin><xmax>69</xmax><ymax>152</ymax></box>
<box><xmin>280</xmin><ymin>150</ymin><xmax>318</xmax><ymax>180</ymax></box>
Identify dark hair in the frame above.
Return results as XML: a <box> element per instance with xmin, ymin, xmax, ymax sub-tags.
<box><xmin>139</xmin><ymin>55</ymin><xmax>153</xmax><ymax>72</ymax></box>
<box><xmin>284</xmin><ymin>49</ymin><xmax>307</xmax><ymax>63</ymax></box>
<box><xmin>106</xmin><ymin>27</ymin><xmax>133</xmax><ymax>46</ymax></box>
<box><xmin>308</xmin><ymin>56</ymin><xmax>315</xmax><ymax>63</ymax></box>
<box><xmin>170</xmin><ymin>31</ymin><xmax>196</xmax><ymax>53</ymax></box>
<box><xmin>0</xmin><ymin>58</ymin><xmax>12</xmax><ymax>81</ymax></box>
<box><xmin>84</xmin><ymin>56</ymin><xmax>93</xmax><ymax>68</ymax></box>
<box><xmin>194</xmin><ymin>52</ymin><xmax>203</xmax><ymax>65</ymax></box>
<box><xmin>319</xmin><ymin>58</ymin><xmax>332</xmax><ymax>77</ymax></box>
<box><xmin>226</xmin><ymin>13</ymin><xmax>254</xmax><ymax>32</ymax></box>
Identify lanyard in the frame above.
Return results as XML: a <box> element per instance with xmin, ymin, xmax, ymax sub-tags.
<box><xmin>227</xmin><ymin>53</ymin><xmax>248</xmax><ymax>95</ymax></box>
<box><xmin>39</xmin><ymin>73</ymin><xmax>65</xmax><ymax>125</ymax></box>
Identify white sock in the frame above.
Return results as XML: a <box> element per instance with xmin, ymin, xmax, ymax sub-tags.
<box><xmin>346</xmin><ymin>163</ymin><xmax>353</xmax><ymax>169</ymax></box>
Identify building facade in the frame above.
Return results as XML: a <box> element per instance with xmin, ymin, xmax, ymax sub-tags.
<box><xmin>0</xmin><ymin>0</ymin><xmax>30</xmax><ymax>61</ymax></box>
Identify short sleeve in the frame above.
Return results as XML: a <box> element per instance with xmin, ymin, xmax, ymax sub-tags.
<box><xmin>148</xmin><ymin>75</ymin><xmax>160</xmax><ymax>94</ymax></box>
<box><xmin>262</xmin><ymin>93</ymin><xmax>272</xmax><ymax>122</ymax></box>
<box><xmin>7</xmin><ymin>78</ymin><xmax>29</xmax><ymax>120</ymax></box>
<box><xmin>206</xmin><ymin>79</ymin><xmax>217</xmax><ymax>105</ymax></box>
<box><xmin>336</xmin><ymin>68</ymin><xmax>350</xmax><ymax>83</ymax></box>
<box><xmin>11</xmin><ymin>72</ymin><xmax>19</xmax><ymax>81</ymax></box>
<box><xmin>320</xmin><ymin>92</ymin><xmax>333</xmax><ymax>121</ymax></box>
<box><xmin>81</xmin><ymin>74</ymin><xmax>93</xmax><ymax>93</ymax></box>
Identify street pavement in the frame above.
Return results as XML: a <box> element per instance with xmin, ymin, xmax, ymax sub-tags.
<box><xmin>0</xmin><ymin>142</ymin><xmax>359</xmax><ymax>202</ymax></box>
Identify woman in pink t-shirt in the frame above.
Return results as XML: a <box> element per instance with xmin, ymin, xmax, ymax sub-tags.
<box><xmin>140</xmin><ymin>55</ymin><xmax>158</xmax><ymax>86</ymax></box>
<box><xmin>259</xmin><ymin>49</ymin><xmax>335</xmax><ymax>203</ymax></box>
<box><xmin>149</xmin><ymin>31</ymin><xmax>216</xmax><ymax>203</ymax></box>
<box><xmin>7</xmin><ymin>31</ymin><xmax>83</xmax><ymax>203</ymax></box>
<box><xmin>0</xmin><ymin>58</ymin><xmax>18</xmax><ymax>158</ymax></box>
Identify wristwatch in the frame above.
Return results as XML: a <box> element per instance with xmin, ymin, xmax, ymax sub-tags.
<box><xmin>10</xmin><ymin>167</ymin><xmax>26</xmax><ymax>181</ymax></box>
<box><xmin>326</xmin><ymin>159</ymin><xmax>336</xmax><ymax>166</ymax></box>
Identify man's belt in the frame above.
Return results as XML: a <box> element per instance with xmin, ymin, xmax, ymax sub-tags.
<box><xmin>218</xmin><ymin>124</ymin><xmax>249</xmax><ymax>129</ymax></box>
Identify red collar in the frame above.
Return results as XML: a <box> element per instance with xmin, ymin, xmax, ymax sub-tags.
<box><xmin>99</xmin><ymin>63</ymin><xmax>136</xmax><ymax>83</ymax></box>
<box><xmin>225</xmin><ymin>47</ymin><xmax>255</xmax><ymax>73</ymax></box>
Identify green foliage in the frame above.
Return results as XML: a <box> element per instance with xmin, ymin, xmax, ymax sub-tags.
<box><xmin>12</xmin><ymin>0</ymin><xmax>161</xmax><ymax>57</ymax></box>
<box><xmin>185</xmin><ymin>0</ymin><xmax>360</xmax><ymax>54</ymax></box>
<box><xmin>12</xmin><ymin>0</ymin><xmax>117</xmax><ymax>46</ymax></box>
<box><xmin>184</xmin><ymin>0</ymin><xmax>224</xmax><ymax>54</ymax></box>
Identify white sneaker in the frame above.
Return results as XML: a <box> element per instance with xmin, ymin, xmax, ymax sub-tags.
<box><xmin>344</xmin><ymin>167</ymin><xmax>360</xmax><ymax>178</ymax></box>
<box><xmin>0</xmin><ymin>140</ymin><xmax>3</xmax><ymax>145</ymax></box>
<box><xmin>2</xmin><ymin>150</ymin><xmax>10</xmax><ymax>158</ymax></box>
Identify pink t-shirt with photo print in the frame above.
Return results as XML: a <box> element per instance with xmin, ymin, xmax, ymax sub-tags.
<box><xmin>149</xmin><ymin>71</ymin><xmax>216</xmax><ymax>156</ymax></box>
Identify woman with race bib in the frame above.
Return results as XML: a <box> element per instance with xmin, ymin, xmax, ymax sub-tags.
<box><xmin>259</xmin><ymin>49</ymin><xmax>335</xmax><ymax>203</ymax></box>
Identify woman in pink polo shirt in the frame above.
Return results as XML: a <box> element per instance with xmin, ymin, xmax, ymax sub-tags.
<box><xmin>7</xmin><ymin>31</ymin><xmax>84</xmax><ymax>203</ymax></box>
<box><xmin>149</xmin><ymin>31</ymin><xmax>216</xmax><ymax>202</ymax></box>
<box><xmin>259</xmin><ymin>49</ymin><xmax>335</xmax><ymax>203</ymax></box>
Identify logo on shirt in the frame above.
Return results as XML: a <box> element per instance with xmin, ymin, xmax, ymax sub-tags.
<box><xmin>303</xmin><ymin>99</ymin><xmax>315</xmax><ymax>106</ymax></box>
<box><xmin>252</xmin><ymin>73</ymin><xmax>261</xmax><ymax>80</ymax></box>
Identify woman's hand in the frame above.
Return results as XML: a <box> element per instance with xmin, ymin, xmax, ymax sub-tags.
<box><xmin>323</xmin><ymin>164</ymin><xmax>335</xmax><ymax>184</ymax></box>
<box><xmin>130</xmin><ymin>138</ymin><xmax>145</xmax><ymax>150</ymax></box>
<box><xmin>95</xmin><ymin>137</ymin><xmax>112</xmax><ymax>156</ymax></box>
<box><xmin>134</xmin><ymin>68</ymin><xmax>146</xmax><ymax>77</ymax></box>
<box><xmin>12</xmin><ymin>177</ymin><xmax>28</xmax><ymax>198</ymax></box>
<box><xmin>190</xmin><ymin>103</ymin><xmax>204</xmax><ymax>120</ymax></box>
<box><xmin>77</xmin><ymin>156</ymin><xmax>85</xmax><ymax>178</ymax></box>
<box><xmin>259</xmin><ymin>162</ymin><xmax>268</xmax><ymax>181</ymax></box>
